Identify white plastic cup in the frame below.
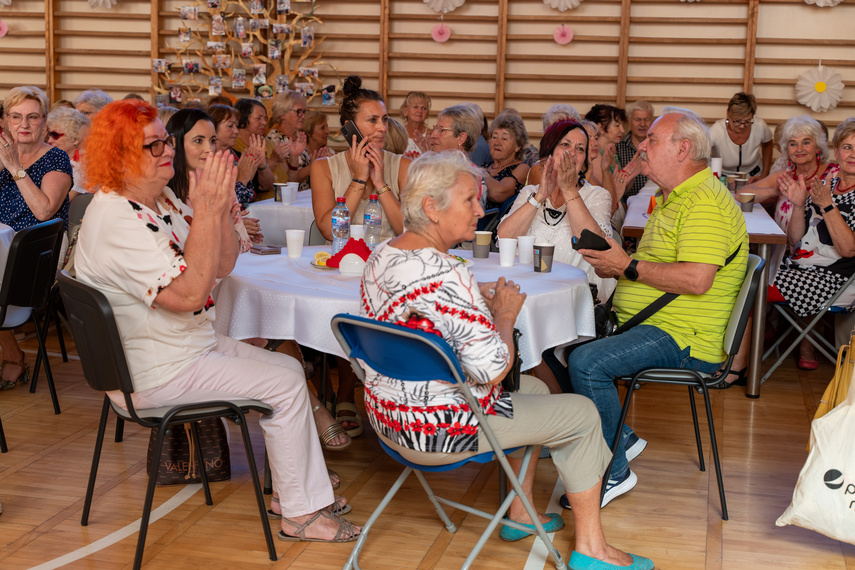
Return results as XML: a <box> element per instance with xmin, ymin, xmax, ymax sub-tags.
<box><xmin>498</xmin><ymin>237</ymin><xmax>517</xmax><ymax>267</ymax></box>
<box><xmin>517</xmin><ymin>235</ymin><xmax>535</xmax><ymax>265</ymax></box>
<box><xmin>710</xmin><ymin>157</ymin><xmax>722</xmax><ymax>178</ymax></box>
<box><xmin>285</xmin><ymin>229</ymin><xmax>305</xmax><ymax>258</ymax></box>
<box><xmin>350</xmin><ymin>224</ymin><xmax>366</xmax><ymax>240</ymax></box>
<box><xmin>282</xmin><ymin>182</ymin><xmax>299</xmax><ymax>205</ymax></box>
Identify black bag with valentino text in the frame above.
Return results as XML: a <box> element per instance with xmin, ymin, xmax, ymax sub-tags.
<box><xmin>146</xmin><ymin>418</ymin><xmax>231</xmax><ymax>486</ymax></box>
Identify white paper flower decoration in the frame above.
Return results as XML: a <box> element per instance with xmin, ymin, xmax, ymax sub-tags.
<box><xmin>423</xmin><ymin>0</ymin><xmax>465</xmax><ymax>13</ymax></box>
<box><xmin>796</xmin><ymin>65</ymin><xmax>844</xmax><ymax>113</ymax></box>
<box><xmin>0</xmin><ymin>0</ymin><xmax>11</xmax><ymax>7</ymax></box>
<box><xmin>804</xmin><ymin>0</ymin><xmax>842</xmax><ymax>6</ymax></box>
<box><xmin>88</xmin><ymin>0</ymin><xmax>117</xmax><ymax>8</ymax></box>
<box><xmin>543</xmin><ymin>0</ymin><xmax>583</xmax><ymax>10</ymax></box>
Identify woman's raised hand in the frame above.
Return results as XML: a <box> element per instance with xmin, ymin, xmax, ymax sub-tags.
<box><xmin>310</xmin><ymin>146</ymin><xmax>333</xmax><ymax>163</ymax></box>
<box><xmin>348</xmin><ymin>136</ymin><xmax>371</xmax><ymax>181</ymax></box>
<box><xmin>535</xmin><ymin>156</ymin><xmax>555</xmax><ymax>202</ymax></box>
<box><xmin>412</xmin><ymin>129</ymin><xmax>429</xmax><ymax>152</ymax></box>
<box><xmin>188</xmin><ymin>150</ymin><xmax>238</xmax><ymax>217</ymax></box>
<box><xmin>365</xmin><ymin>143</ymin><xmax>386</xmax><ymax>189</ymax></box>
<box><xmin>778</xmin><ymin>172</ymin><xmax>808</xmax><ymax>208</ymax></box>
<box><xmin>292</xmin><ymin>132</ymin><xmax>308</xmax><ymax>158</ymax></box>
<box><xmin>601</xmin><ymin>143</ymin><xmax>617</xmax><ymax>172</ymax></box>
<box><xmin>555</xmin><ymin>150</ymin><xmax>580</xmax><ymax>194</ymax></box>
<box><xmin>808</xmin><ymin>176</ymin><xmax>832</xmax><ymax>209</ymax></box>
<box><xmin>0</xmin><ymin>132</ymin><xmax>20</xmax><ymax>172</ymax></box>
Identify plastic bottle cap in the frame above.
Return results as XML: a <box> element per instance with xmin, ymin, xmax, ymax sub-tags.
<box><xmin>336</xmin><ymin>197</ymin><xmax>346</xmax><ymax>203</ymax></box>
<box><xmin>369</xmin><ymin>194</ymin><xmax>378</xmax><ymax>200</ymax></box>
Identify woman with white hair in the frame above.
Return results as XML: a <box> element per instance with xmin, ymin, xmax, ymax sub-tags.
<box><xmin>46</xmin><ymin>106</ymin><xmax>90</xmax><ymax>199</ymax></box>
<box><xmin>73</xmin><ymin>89</ymin><xmax>113</xmax><ymax>118</ymax></box>
<box><xmin>741</xmin><ymin>115</ymin><xmax>834</xmax><ymax>233</ymax></box>
<box><xmin>359</xmin><ymin>150</ymin><xmax>653</xmax><ymax>570</ymax></box>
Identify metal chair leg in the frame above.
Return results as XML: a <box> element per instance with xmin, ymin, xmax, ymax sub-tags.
<box><xmin>688</xmin><ymin>385</ymin><xmax>706</xmax><ymax>472</ymax></box>
<box><xmin>234</xmin><ymin>410</ymin><xmax>277</xmax><ymax>561</ymax></box>
<box><xmin>31</xmin><ymin>314</ymin><xmax>61</xmax><ymax>414</ymax></box>
<box><xmin>81</xmin><ymin>396</ymin><xmax>110</xmax><ymax>526</ymax></box>
<box><xmin>601</xmin><ymin>378</ymin><xmax>638</xmax><ymax>505</ymax></box>
<box><xmin>701</xmin><ymin>388</ymin><xmax>728</xmax><ymax>520</ymax></box>
<box><xmin>114</xmin><ymin>417</ymin><xmax>124</xmax><ymax>443</ymax></box>
<box><xmin>263</xmin><ymin>451</ymin><xmax>272</xmax><ymax>495</ymax></box>
<box><xmin>188</xmin><ymin>421</ymin><xmax>213</xmax><ymax>506</ymax></box>
<box><xmin>135</xmin><ymin>419</ymin><xmax>171</xmax><ymax>570</ymax></box>
<box><xmin>0</xmin><ymin>416</ymin><xmax>7</xmax><ymax>453</ymax></box>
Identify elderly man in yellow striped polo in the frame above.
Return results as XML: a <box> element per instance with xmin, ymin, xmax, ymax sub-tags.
<box><xmin>566</xmin><ymin>111</ymin><xmax>748</xmax><ymax>508</ymax></box>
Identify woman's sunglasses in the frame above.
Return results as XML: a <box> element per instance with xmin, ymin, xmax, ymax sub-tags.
<box><xmin>48</xmin><ymin>131</ymin><xmax>65</xmax><ymax>140</ymax></box>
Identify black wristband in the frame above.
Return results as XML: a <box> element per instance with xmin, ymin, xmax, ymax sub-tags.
<box><xmin>351</xmin><ymin>177</ymin><xmax>367</xmax><ymax>185</ymax></box>
<box><xmin>823</xmin><ymin>204</ymin><xmax>835</xmax><ymax>214</ymax></box>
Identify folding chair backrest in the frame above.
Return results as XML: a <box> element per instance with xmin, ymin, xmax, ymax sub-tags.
<box><xmin>723</xmin><ymin>254</ymin><xmax>764</xmax><ymax>358</ymax></box>
<box><xmin>57</xmin><ymin>270</ymin><xmax>135</xmax><ymax>394</ymax></box>
<box><xmin>67</xmin><ymin>193</ymin><xmax>94</xmax><ymax>239</ymax></box>
<box><xmin>0</xmin><ymin>219</ymin><xmax>64</xmax><ymax>324</ymax></box>
<box><xmin>331</xmin><ymin>314</ymin><xmax>467</xmax><ymax>386</ymax></box>
<box><xmin>308</xmin><ymin>220</ymin><xmax>327</xmax><ymax>246</ymax></box>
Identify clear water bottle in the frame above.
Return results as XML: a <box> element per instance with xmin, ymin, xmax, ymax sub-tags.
<box><xmin>331</xmin><ymin>196</ymin><xmax>350</xmax><ymax>255</ymax></box>
<box><xmin>363</xmin><ymin>194</ymin><xmax>382</xmax><ymax>251</ymax></box>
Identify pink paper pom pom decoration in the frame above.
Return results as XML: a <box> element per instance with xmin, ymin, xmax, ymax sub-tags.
<box><xmin>431</xmin><ymin>23</ymin><xmax>451</xmax><ymax>43</ymax></box>
<box><xmin>553</xmin><ymin>24</ymin><xmax>573</xmax><ymax>45</ymax></box>
<box><xmin>0</xmin><ymin>20</ymin><xmax>8</xmax><ymax>39</ymax></box>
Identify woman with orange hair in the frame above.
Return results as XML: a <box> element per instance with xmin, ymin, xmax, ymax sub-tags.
<box><xmin>74</xmin><ymin>100</ymin><xmax>360</xmax><ymax>544</ymax></box>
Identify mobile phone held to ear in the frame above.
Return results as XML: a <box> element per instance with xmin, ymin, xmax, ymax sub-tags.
<box><xmin>341</xmin><ymin>121</ymin><xmax>364</xmax><ymax>148</ymax></box>
<box><xmin>571</xmin><ymin>229</ymin><xmax>611</xmax><ymax>251</ymax></box>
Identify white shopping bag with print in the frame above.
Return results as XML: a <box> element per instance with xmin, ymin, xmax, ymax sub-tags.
<box><xmin>776</xmin><ymin>367</ymin><xmax>855</xmax><ymax>545</ymax></box>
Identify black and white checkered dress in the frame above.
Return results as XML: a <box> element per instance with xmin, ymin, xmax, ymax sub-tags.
<box><xmin>773</xmin><ymin>179</ymin><xmax>855</xmax><ymax>317</ymax></box>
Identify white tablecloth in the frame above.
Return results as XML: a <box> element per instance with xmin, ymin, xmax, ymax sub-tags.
<box><xmin>212</xmin><ymin>245</ymin><xmax>595</xmax><ymax>368</ymax></box>
<box><xmin>247</xmin><ymin>193</ymin><xmax>315</xmax><ymax>247</ymax></box>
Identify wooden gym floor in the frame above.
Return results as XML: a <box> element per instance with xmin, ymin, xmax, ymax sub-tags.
<box><xmin>0</xmin><ymin>323</ymin><xmax>854</xmax><ymax>569</ymax></box>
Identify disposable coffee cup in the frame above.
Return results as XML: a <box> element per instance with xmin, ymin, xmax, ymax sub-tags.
<box><xmin>350</xmin><ymin>225</ymin><xmax>366</xmax><ymax>240</ymax></box>
<box><xmin>498</xmin><ymin>237</ymin><xmax>517</xmax><ymax>267</ymax></box>
<box><xmin>734</xmin><ymin>178</ymin><xmax>749</xmax><ymax>192</ymax></box>
<box><xmin>710</xmin><ymin>157</ymin><xmax>722</xmax><ymax>178</ymax></box>
<box><xmin>517</xmin><ymin>235</ymin><xmax>535</xmax><ymax>265</ymax></box>
<box><xmin>273</xmin><ymin>183</ymin><xmax>285</xmax><ymax>202</ymax></box>
<box><xmin>285</xmin><ymin>229</ymin><xmax>305</xmax><ymax>258</ymax></box>
<box><xmin>473</xmin><ymin>230</ymin><xmax>491</xmax><ymax>258</ymax></box>
<box><xmin>737</xmin><ymin>192</ymin><xmax>755</xmax><ymax>213</ymax></box>
<box><xmin>282</xmin><ymin>182</ymin><xmax>298</xmax><ymax>205</ymax></box>
<box><xmin>533</xmin><ymin>243</ymin><xmax>555</xmax><ymax>273</ymax></box>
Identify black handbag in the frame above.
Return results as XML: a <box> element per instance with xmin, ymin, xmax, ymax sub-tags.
<box><xmin>146</xmin><ymin>418</ymin><xmax>231</xmax><ymax>486</ymax></box>
<box><xmin>501</xmin><ymin>328</ymin><xmax>523</xmax><ymax>392</ymax></box>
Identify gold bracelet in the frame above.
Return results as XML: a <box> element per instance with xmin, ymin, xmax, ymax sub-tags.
<box><xmin>377</xmin><ymin>185</ymin><xmax>392</xmax><ymax>196</ymax></box>
<box><xmin>566</xmin><ymin>193</ymin><xmax>581</xmax><ymax>202</ymax></box>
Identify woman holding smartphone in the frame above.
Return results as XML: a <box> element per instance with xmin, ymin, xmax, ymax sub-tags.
<box><xmin>311</xmin><ymin>75</ymin><xmax>411</xmax><ymax>243</ymax></box>
<box><xmin>310</xmin><ymin>75</ymin><xmax>411</xmax><ymax>438</ymax></box>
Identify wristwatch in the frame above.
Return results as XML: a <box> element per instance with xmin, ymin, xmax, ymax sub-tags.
<box><xmin>377</xmin><ymin>184</ymin><xmax>392</xmax><ymax>196</ymax></box>
<box><xmin>822</xmin><ymin>204</ymin><xmax>835</xmax><ymax>214</ymax></box>
<box><xmin>527</xmin><ymin>193</ymin><xmax>543</xmax><ymax>209</ymax></box>
<box><xmin>12</xmin><ymin>168</ymin><xmax>26</xmax><ymax>181</ymax></box>
<box><xmin>624</xmin><ymin>259</ymin><xmax>639</xmax><ymax>281</ymax></box>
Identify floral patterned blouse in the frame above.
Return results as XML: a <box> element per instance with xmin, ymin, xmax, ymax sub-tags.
<box><xmin>359</xmin><ymin>243</ymin><xmax>514</xmax><ymax>453</ymax></box>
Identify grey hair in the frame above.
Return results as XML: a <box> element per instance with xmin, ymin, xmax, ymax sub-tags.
<box><xmin>662</xmin><ymin>111</ymin><xmax>712</xmax><ymax>162</ymax></box>
<box><xmin>46</xmin><ymin>107</ymin><xmax>90</xmax><ymax>141</ymax></box>
<box><xmin>73</xmin><ymin>89</ymin><xmax>113</xmax><ymax>112</ymax></box>
<box><xmin>832</xmin><ymin>118</ymin><xmax>855</xmax><ymax>149</ymax></box>
<box><xmin>488</xmin><ymin>113</ymin><xmax>529</xmax><ymax>160</ymax></box>
<box><xmin>780</xmin><ymin>115</ymin><xmax>830</xmax><ymax>162</ymax></box>
<box><xmin>437</xmin><ymin>104</ymin><xmax>482</xmax><ymax>152</ymax></box>
<box><xmin>269</xmin><ymin>90</ymin><xmax>306</xmax><ymax>128</ymax></box>
<box><xmin>542</xmin><ymin>104</ymin><xmax>581</xmax><ymax>130</ymax></box>
<box><xmin>626</xmin><ymin>100</ymin><xmax>654</xmax><ymax>117</ymax></box>
<box><xmin>401</xmin><ymin>150</ymin><xmax>482</xmax><ymax>233</ymax></box>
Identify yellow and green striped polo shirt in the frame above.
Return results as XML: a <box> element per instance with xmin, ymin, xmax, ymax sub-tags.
<box><xmin>614</xmin><ymin>167</ymin><xmax>749</xmax><ymax>363</ymax></box>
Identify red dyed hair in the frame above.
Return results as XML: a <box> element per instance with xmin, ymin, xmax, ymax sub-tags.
<box><xmin>82</xmin><ymin>99</ymin><xmax>159</xmax><ymax>194</ymax></box>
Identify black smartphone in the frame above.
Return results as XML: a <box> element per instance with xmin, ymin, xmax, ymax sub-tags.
<box><xmin>571</xmin><ymin>229</ymin><xmax>610</xmax><ymax>251</ymax></box>
<box><xmin>340</xmin><ymin>121</ymin><xmax>364</xmax><ymax>148</ymax></box>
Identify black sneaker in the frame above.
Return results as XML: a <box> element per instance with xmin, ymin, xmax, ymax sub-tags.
<box><xmin>559</xmin><ymin>469</ymin><xmax>637</xmax><ymax>509</ymax></box>
<box><xmin>624</xmin><ymin>432</ymin><xmax>648</xmax><ymax>463</ymax></box>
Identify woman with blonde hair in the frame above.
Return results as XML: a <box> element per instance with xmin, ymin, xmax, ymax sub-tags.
<box><xmin>399</xmin><ymin>91</ymin><xmax>431</xmax><ymax>158</ymax></box>
<box><xmin>267</xmin><ymin>90</ymin><xmax>311</xmax><ymax>190</ymax></box>
<box><xmin>0</xmin><ymin>86</ymin><xmax>72</xmax><ymax>389</ymax></box>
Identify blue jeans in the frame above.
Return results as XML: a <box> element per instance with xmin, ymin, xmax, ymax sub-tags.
<box><xmin>567</xmin><ymin>325</ymin><xmax>722</xmax><ymax>479</ymax></box>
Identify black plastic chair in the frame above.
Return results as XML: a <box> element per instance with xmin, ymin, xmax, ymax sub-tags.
<box><xmin>601</xmin><ymin>254</ymin><xmax>764</xmax><ymax>521</ymax></box>
<box><xmin>56</xmin><ymin>271</ymin><xmax>277</xmax><ymax>569</ymax></box>
<box><xmin>0</xmin><ymin>219</ymin><xmax>64</xmax><ymax>417</ymax></box>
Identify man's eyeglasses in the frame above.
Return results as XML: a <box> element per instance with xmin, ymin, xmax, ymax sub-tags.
<box><xmin>290</xmin><ymin>109</ymin><xmax>308</xmax><ymax>118</ymax></box>
<box><xmin>727</xmin><ymin>119</ymin><xmax>754</xmax><ymax>128</ymax></box>
<box><xmin>143</xmin><ymin>135</ymin><xmax>176</xmax><ymax>157</ymax></box>
<box><xmin>7</xmin><ymin>113</ymin><xmax>42</xmax><ymax>124</ymax></box>
<box><xmin>48</xmin><ymin>131</ymin><xmax>65</xmax><ymax>140</ymax></box>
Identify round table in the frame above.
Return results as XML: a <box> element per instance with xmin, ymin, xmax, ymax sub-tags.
<box><xmin>212</xmin><ymin>246</ymin><xmax>595</xmax><ymax>368</ymax></box>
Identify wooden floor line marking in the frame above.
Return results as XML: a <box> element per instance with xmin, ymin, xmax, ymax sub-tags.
<box><xmin>27</xmin><ymin>484</ymin><xmax>201</xmax><ymax>570</ymax></box>
<box><xmin>524</xmin><ymin>478</ymin><xmax>564</xmax><ymax>570</ymax></box>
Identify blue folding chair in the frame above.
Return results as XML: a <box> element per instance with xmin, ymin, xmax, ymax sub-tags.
<box><xmin>331</xmin><ymin>314</ymin><xmax>564</xmax><ymax>570</ymax></box>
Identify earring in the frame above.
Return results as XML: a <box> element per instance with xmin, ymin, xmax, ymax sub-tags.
<box><xmin>817</xmin><ymin>150</ymin><xmax>821</xmax><ymax>165</ymax></box>
<box><xmin>73</xmin><ymin>147</ymin><xmax>80</xmax><ymax>162</ymax></box>
<box><xmin>787</xmin><ymin>158</ymin><xmax>792</xmax><ymax>169</ymax></box>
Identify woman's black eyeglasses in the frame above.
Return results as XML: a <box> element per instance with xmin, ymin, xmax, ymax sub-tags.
<box><xmin>143</xmin><ymin>135</ymin><xmax>176</xmax><ymax>157</ymax></box>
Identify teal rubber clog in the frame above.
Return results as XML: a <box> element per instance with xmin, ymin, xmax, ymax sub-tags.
<box><xmin>567</xmin><ymin>550</ymin><xmax>654</xmax><ymax>570</ymax></box>
<box><xmin>498</xmin><ymin>512</ymin><xmax>565</xmax><ymax>542</ymax></box>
